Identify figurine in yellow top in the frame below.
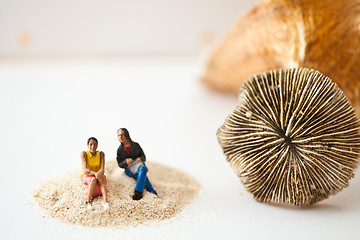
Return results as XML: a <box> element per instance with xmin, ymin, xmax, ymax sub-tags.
<box><xmin>80</xmin><ymin>137</ymin><xmax>109</xmax><ymax>210</ymax></box>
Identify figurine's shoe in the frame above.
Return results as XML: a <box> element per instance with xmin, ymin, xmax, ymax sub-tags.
<box><xmin>103</xmin><ymin>202</ymin><xmax>109</xmax><ymax>211</ymax></box>
<box><xmin>132</xmin><ymin>191</ymin><xmax>143</xmax><ymax>200</ymax></box>
<box><xmin>86</xmin><ymin>202</ymin><xmax>93</xmax><ymax>210</ymax></box>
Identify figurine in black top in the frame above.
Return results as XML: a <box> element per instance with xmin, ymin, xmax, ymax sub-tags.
<box><xmin>116</xmin><ymin>128</ymin><xmax>157</xmax><ymax>200</ymax></box>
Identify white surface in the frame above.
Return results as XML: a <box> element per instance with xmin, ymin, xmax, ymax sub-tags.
<box><xmin>0</xmin><ymin>0</ymin><xmax>257</xmax><ymax>56</ymax></box>
<box><xmin>1</xmin><ymin>56</ymin><xmax>360</xmax><ymax>240</ymax></box>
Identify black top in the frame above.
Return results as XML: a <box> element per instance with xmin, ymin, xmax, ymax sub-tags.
<box><xmin>116</xmin><ymin>142</ymin><xmax>146</xmax><ymax>168</ymax></box>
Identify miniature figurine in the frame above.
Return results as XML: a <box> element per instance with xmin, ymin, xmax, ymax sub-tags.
<box><xmin>80</xmin><ymin>137</ymin><xmax>109</xmax><ymax>210</ymax></box>
<box><xmin>116</xmin><ymin>128</ymin><xmax>157</xmax><ymax>200</ymax></box>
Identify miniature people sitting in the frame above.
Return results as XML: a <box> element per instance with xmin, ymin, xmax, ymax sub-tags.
<box><xmin>116</xmin><ymin>128</ymin><xmax>157</xmax><ymax>200</ymax></box>
<box><xmin>80</xmin><ymin>137</ymin><xmax>109</xmax><ymax>210</ymax></box>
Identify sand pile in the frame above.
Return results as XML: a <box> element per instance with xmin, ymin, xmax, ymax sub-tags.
<box><xmin>33</xmin><ymin>160</ymin><xmax>200</xmax><ymax>227</ymax></box>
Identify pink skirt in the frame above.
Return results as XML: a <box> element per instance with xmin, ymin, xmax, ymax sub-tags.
<box><xmin>83</xmin><ymin>175</ymin><xmax>107</xmax><ymax>198</ymax></box>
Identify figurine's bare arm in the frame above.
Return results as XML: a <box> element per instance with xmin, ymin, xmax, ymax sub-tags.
<box><xmin>95</xmin><ymin>151</ymin><xmax>105</xmax><ymax>179</ymax></box>
<box><xmin>126</xmin><ymin>158</ymin><xmax>133</xmax><ymax>165</ymax></box>
<box><xmin>100</xmin><ymin>151</ymin><xmax>105</xmax><ymax>172</ymax></box>
<box><xmin>80</xmin><ymin>151</ymin><xmax>96</xmax><ymax>176</ymax></box>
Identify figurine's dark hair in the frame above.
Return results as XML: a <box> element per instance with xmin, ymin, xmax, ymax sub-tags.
<box><xmin>87</xmin><ymin>137</ymin><xmax>98</xmax><ymax>145</ymax></box>
<box><xmin>118</xmin><ymin>128</ymin><xmax>132</xmax><ymax>142</ymax></box>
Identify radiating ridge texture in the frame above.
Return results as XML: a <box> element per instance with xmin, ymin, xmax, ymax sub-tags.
<box><xmin>217</xmin><ymin>68</ymin><xmax>360</xmax><ymax>206</ymax></box>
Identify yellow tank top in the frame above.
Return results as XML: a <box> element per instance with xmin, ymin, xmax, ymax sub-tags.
<box><xmin>83</xmin><ymin>150</ymin><xmax>101</xmax><ymax>173</ymax></box>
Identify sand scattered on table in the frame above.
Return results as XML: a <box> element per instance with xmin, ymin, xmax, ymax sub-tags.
<box><xmin>33</xmin><ymin>160</ymin><xmax>200</xmax><ymax>227</ymax></box>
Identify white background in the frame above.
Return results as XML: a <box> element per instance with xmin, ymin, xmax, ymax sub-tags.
<box><xmin>0</xmin><ymin>0</ymin><xmax>256</xmax><ymax>56</ymax></box>
<box><xmin>1</xmin><ymin>0</ymin><xmax>360</xmax><ymax>239</ymax></box>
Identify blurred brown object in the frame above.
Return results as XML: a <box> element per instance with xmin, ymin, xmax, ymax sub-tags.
<box><xmin>202</xmin><ymin>0</ymin><xmax>360</xmax><ymax>113</ymax></box>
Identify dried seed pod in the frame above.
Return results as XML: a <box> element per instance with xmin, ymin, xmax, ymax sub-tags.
<box><xmin>202</xmin><ymin>0</ymin><xmax>360</xmax><ymax>113</ymax></box>
<box><xmin>217</xmin><ymin>68</ymin><xmax>360</xmax><ymax>207</ymax></box>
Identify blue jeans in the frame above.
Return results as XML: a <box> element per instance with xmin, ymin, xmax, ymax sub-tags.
<box><xmin>125</xmin><ymin>164</ymin><xmax>157</xmax><ymax>194</ymax></box>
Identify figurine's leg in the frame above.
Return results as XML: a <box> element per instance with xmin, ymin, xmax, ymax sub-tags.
<box><xmin>87</xmin><ymin>178</ymin><xmax>97</xmax><ymax>202</ymax></box>
<box><xmin>98</xmin><ymin>175</ymin><xmax>108</xmax><ymax>203</ymax></box>
<box><xmin>144</xmin><ymin>177</ymin><xmax>157</xmax><ymax>195</ymax></box>
<box><xmin>125</xmin><ymin>168</ymin><xmax>137</xmax><ymax>179</ymax></box>
<box><xmin>141</xmin><ymin>164</ymin><xmax>157</xmax><ymax>194</ymax></box>
<box><xmin>134</xmin><ymin>165</ymin><xmax>148</xmax><ymax>192</ymax></box>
